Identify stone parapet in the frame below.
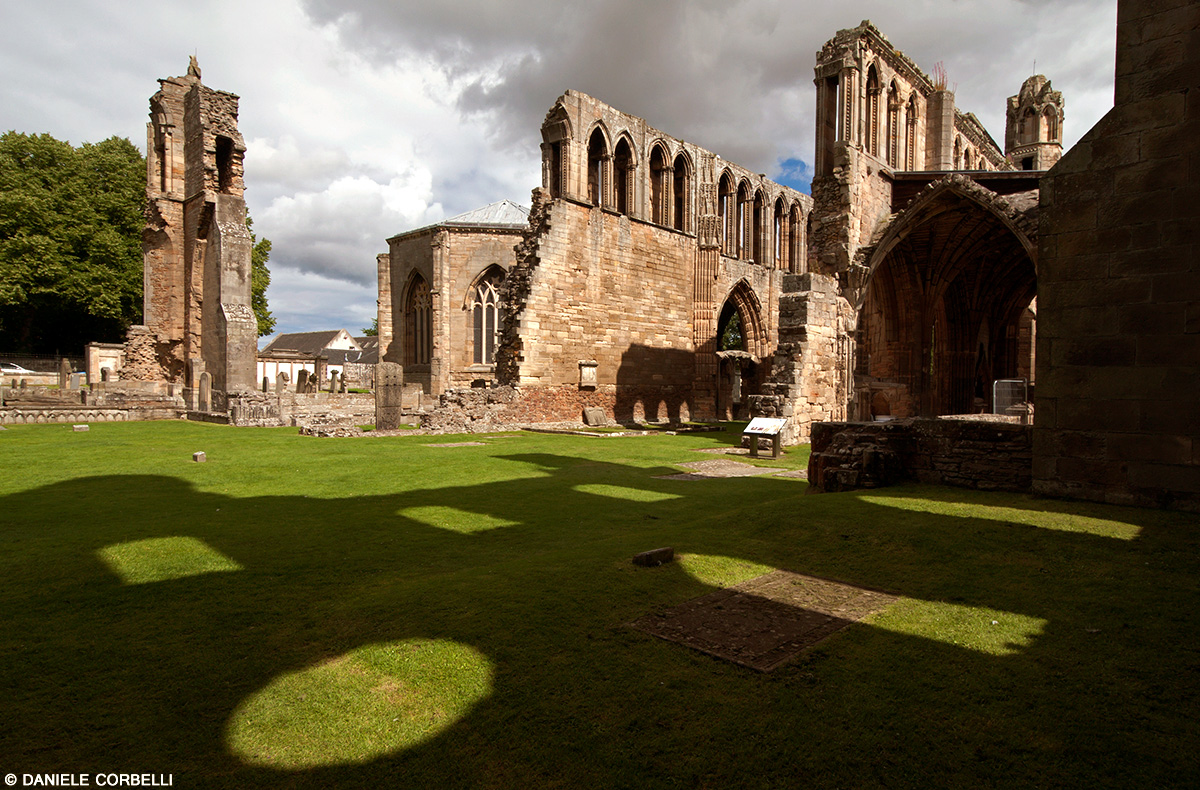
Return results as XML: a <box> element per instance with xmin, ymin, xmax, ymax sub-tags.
<box><xmin>808</xmin><ymin>417</ymin><xmax>1032</xmax><ymax>493</ymax></box>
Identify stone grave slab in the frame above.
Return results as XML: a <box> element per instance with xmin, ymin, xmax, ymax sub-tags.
<box><xmin>631</xmin><ymin>570</ymin><xmax>897</xmax><ymax>672</ymax></box>
<box><xmin>656</xmin><ymin>459</ymin><xmax>775</xmax><ymax>480</ymax></box>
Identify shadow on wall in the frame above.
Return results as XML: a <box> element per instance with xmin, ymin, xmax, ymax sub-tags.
<box><xmin>614</xmin><ymin>344</ymin><xmax>695</xmax><ymax>424</ymax></box>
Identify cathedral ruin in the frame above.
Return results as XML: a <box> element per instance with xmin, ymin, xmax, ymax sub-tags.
<box><xmin>135</xmin><ymin>57</ymin><xmax>258</xmax><ymax>408</ymax></box>
<box><xmin>378</xmin><ymin>1</ymin><xmax>1197</xmax><ymax>510</ymax></box>
<box><xmin>379</xmin><ymin>21</ymin><xmax>1059</xmax><ymax>438</ymax></box>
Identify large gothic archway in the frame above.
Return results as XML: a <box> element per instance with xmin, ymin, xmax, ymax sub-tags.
<box><xmin>856</xmin><ymin>177</ymin><xmax>1037</xmax><ymax>417</ymax></box>
<box><xmin>714</xmin><ymin>280</ymin><xmax>768</xmax><ymax>419</ymax></box>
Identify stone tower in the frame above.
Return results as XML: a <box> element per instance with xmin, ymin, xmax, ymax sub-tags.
<box><xmin>142</xmin><ymin>57</ymin><xmax>257</xmax><ymax>400</ymax></box>
<box><xmin>1005</xmin><ymin>75</ymin><xmax>1064</xmax><ymax>170</ymax></box>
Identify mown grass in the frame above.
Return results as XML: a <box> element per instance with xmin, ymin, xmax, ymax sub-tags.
<box><xmin>1</xmin><ymin>420</ymin><xmax>1198</xmax><ymax>789</ymax></box>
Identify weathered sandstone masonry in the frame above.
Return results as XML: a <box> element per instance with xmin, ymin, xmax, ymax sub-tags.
<box><xmin>381</xmin><ymin>201</ymin><xmax>529</xmax><ymax>395</ymax></box>
<box><xmin>756</xmin><ymin>22</ymin><xmax>1042</xmax><ymax>440</ymax></box>
<box><xmin>491</xmin><ymin>91</ymin><xmax>811</xmax><ymax>423</ymax></box>
<box><xmin>139</xmin><ymin>58</ymin><xmax>256</xmax><ymax>401</ymax></box>
<box><xmin>808</xmin><ymin>417</ymin><xmax>1033</xmax><ymax>494</ymax></box>
<box><xmin>1034</xmin><ymin>0</ymin><xmax>1200</xmax><ymax>511</ymax></box>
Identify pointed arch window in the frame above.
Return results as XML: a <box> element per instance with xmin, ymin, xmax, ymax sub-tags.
<box><xmin>789</xmin><ymin>204</ymin><xmax>803</xmax><ymax>274</ymax></box>
<box><xmin>752</xmin><ymin>189</ymin><xmax>766</xmax><ymax>264</ymax></box>
<box><xmin>718</xmin><ymin>172</ymin><xmax>735</xmax><ymax>256</ymax></box>
<box><xmin>613</xmin><ymin>138</ymin><xmax>634</xmax><ymax>216</ymax></box>
<box><xmin>905</xmin><ymin>95</ymin><xmax>918</xmax><ymax>170</ymax></box>
<box><xmin>774</xmin><ymin>197</ymin><xmax>787</xmax><ymax>270</ymax></box>
<box><xmin>886</xmin><ymin>82</ymin><xmax>900</xmax><ymax>167</ymax></box>
<box><xmin>1044</xmin><ymin>107</ymin><xmax>1059</xmax><ymax>141</ymax></box>
<box><xmin>865</xmin><ymin>66</ymin><xmax>881</xmax><ymax>157</ymax></box>
<box><xmin>405</xmin><ymin>275</ymin><xmax>432</xmax><ymax>366</ymax></box>
<box><xmin>587</xmin><ymin>128</ymin><xmax>608</xmax><ymax>208</ymax></box>
<box><xmin>672</xmin><ymin>154</ymin><xmax>688</xmax><ymax>232</ymax></box>
<box><xmin>470</xmin><ymin>268</ymin><xmax>504</xmax><ymax>365</ymax></box>
<box><xmin>650</xmin><ymin>145</ymin><xmax>668</xmax><ymax>225</ymax></box>
<box><xmin>737</xmin><ymin>181</ymin><xmax>751</xmax><ymax>259</ymax></box>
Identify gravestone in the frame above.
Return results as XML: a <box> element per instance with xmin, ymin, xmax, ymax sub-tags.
<box><xmin>58</xmin><ymin>358</ymin><xmax>70</xmax><ymax>389</ymax></box>
<box><xmin>375</xmin><ymin>362</ymin><xmax>405</xmax><ymax>430</ymax></box>
<box><xmin>69</xmin><ymin>373</ymin><xmax>85</xmax><ymax>390</ymax></box>
<box><xmin>295</xmin><ymin>370</ymin><xmax>308</xmax><ymax>394</ymax></box>
<box><xmin>198</xmin><ymin>371</ymin><xmax>212</xmax><ymax>412</ymax></box>
<box><xmin>73</xmin><ymin>424</ymin><xmax>89</xmax><ymax>433</ymax></box>
<box><xmin>262</xmin><ymin>376</ymin><xmax>269</xmax><ymax>393</ymax></box>
<box><xmin>275</xmin><ymin>372</ymin><xmax>288</xmax><ymax>393</ymax></box>
<box><xmin>583</xmin><ymin>406</ymin><xmax>607</xmax><ymax>426</ymax></box>
<box><xmin>340</xmin><ymin>375</ymin><xmax>347</xmax><ymax>393</ymax></box>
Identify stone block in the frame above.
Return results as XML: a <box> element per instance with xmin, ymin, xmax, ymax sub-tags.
<box><xmin>1118</xmin><ymin>302</ymin><xmax>1186</xmax><ymax>334</ymax></box>
<box><xmin>375</xmin><ymin>362</ymin><xmax>405</xmax><ymax>430</ymax></box>
<box><xmin>193</xmin><ymin>451</ymin><xmax>206</xmax><ymax>463</ymax></box>
<box><xmin>72</xmin><ymin>425</ymin><xmax>89</xmax><ymax>432</ymax></box>
<box><xmin>633</xmin><ymin>547</ymin><xmax>674</xmax><ymax>567</ymax></box>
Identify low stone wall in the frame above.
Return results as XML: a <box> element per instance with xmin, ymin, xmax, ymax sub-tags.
<box><xmin>1</xmin><ymin>407</ymin><xmax>131</xmax><ymax>425</ymax></box>
<box><xmin>229</xmin><ymin>391</ymin><xmax>376</xmax><ymax>428</ymax></box>
<box><xmin>808</xmin><ymin>417</ymin><xmax>1032</xmax><ymax>493</ymax></box>
<box><xmin>420</xmin><ymin>383</ymin><xmax>696</xmax><ymax>433</ymax></box>
<box><xmin>1</xmin><ymin>384</ymin><xmax>185</xmax><ymax>424</ymax></box>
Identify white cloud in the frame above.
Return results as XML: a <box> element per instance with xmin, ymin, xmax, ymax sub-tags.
<box><xmin>0</xmin><ymin>0</ymin><xmax>1119</xmax><ymax>335</ymax></box>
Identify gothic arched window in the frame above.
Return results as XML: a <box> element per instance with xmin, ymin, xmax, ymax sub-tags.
<box><xmin>470</xmin><ymin>268</ymin><xmax>503</xmax><ymax>365</ymax></box>
<box><xmin>405</xmin><ymin>274</ymin><xmax>432</xmax><ymax>366</ymax></box>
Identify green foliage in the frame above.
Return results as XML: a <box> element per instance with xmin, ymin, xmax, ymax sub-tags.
<box><xmin>361</xmin><ymin>317</ymin><xmax>378</xmax><ymax>336</ymax></box>
<box><xmin>247</xmin><ymin>216</ymin><xmax>275</xmax><ymax>337</ymax></box>
<box><xmin>719</xmin><ymin>309</ymin><xmax>743</xmax><ymax>350</ymax></box>
<box><xmin>0</xmin><ymin>132</ymin><xmax>146</xmax><ymax>353</ymax></box>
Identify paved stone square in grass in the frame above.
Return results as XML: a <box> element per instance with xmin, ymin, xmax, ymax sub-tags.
<box><xmin>633</xmin><ymin>571</ymin><xmax>898</xmax><ymax>671</ymax></box>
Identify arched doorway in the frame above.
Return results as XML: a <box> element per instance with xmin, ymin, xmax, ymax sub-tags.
<box><xmin>714</xmin><ymin>281</ymin><xmax>767</xmax><ymax>420</ymax></box>
<box><xmin>856</xmin><ymin>178</ymin><xmax>1037</xmax><ymax>417</ymax></box>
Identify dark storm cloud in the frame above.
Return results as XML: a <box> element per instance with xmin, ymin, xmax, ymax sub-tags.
<box><xmin>300</xmin><ymin>0</ymin><xmax>1116</xmax><ymax>182</ymax></box>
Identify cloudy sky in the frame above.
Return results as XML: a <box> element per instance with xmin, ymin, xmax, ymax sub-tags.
<box><xmin>1</xmin><ymin>0</ymin><xmax>1119</xmax><ymax>342</ymax></box>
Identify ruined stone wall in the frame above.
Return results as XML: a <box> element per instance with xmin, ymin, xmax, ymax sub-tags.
<box><xmin>750</xmin><ymin>273</ymin><xmax>854</xmax><ymax>443</ymax></box>
<box><xmin>138</xmin><ymin>62</ymin><xmax>253</xmax><ymax>397</ymax></box>
<box><xmin>808</xmin><ymin>417</ymin><xmax>1033</xmax><ymax>493</ymax></box>
<box><xmin>376</xmin><ymin>252</ymin><xmax>392</xmax><ymax>356</ymax></box>
<box><xmin>444</xmin><ymin>230</ymin><xmax>523</xmax><ymax>389</ymax></box>
<box><xmin>502</xmin><ymin>197</ymin><xmax>697</xmax><ymax>404</ymax></box>
<box><xmin>227</xmin><ymin>391</ymin><xmax>376</xmax><ymax>428</ymax></box>
<box><xmin>383</xmin><ymin>229</ymin><xmax>435</xmax><ymax>391</ymax></box>
<box><xmin>1034</xmin><ymin>0</ymin><xmax>1199</xmax><ymax>511</ymax></box>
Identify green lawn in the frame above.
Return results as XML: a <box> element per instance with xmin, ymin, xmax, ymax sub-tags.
<box><xmin>1</xmin><ymin>421</ymin><xmax>1197</xmax><ymax>789</ymax></box>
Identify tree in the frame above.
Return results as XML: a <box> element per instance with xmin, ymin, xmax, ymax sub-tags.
<box><xmin>361</xmin><ymin>317</ymin><xmax>378</xmax><ymax>336</ymax></box>
<box><xmin>719</xmin><ymin>310</ymin><xmax>743</xmax><ymax>351</ymax></box>
<box><xmin>247</xmin><ymin>216</ymin><xmax>275</xmax><ymax>337</ymax></box>
<box><xmin>0</xmin><ymin>132</ymin><xmax>144</xmax><ymax>354</ymax></box>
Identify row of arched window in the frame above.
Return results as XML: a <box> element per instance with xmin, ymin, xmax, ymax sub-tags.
<box><xmin>401</xmin><ymin>267</ymin><xmax>506</xmax><ymax>369</ymax></box>
<box><xmin>861</xmin><ymin>63</ymin><xmax>1001</xmax><ymax>172</ymax></box>
<box><xmin>580</xmin><ymin>128</ymin><xmax>693</xmax><ymax>233</ymax></box>
<box><xmin>1016</xmin><ymin>106</ymin><xmax>1060</xmax><ymax>145</ymax></box>
<box><xmin>716</xmin><ymin>172</ymin><xmax>806</xmax><ymax>271</ymax></box>
<box><xmin>864</xmin><ymin>64</ymin><xmax>921</xmax><ymax>170</ymax></box>
<box><xmin>568</xmin><ymin>126</ymin><xmax>807</xmax><ymax>272</ymax></box>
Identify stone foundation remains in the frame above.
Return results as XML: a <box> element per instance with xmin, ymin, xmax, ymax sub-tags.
<box><xmin>808</xmin><ymin>416</ymin><xmax>1032</xmax><ymax>493</ymax></box>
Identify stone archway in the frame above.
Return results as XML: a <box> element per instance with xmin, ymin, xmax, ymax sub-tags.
<box><xmin>714</xmin><ymin>280</ymin><xmax>768</xmax><ymax>419</ymax></box>
<box><xmin>856</xmin><ymin>176</ymin><xmax>1037</xmax><ymax>417</ymax></box>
